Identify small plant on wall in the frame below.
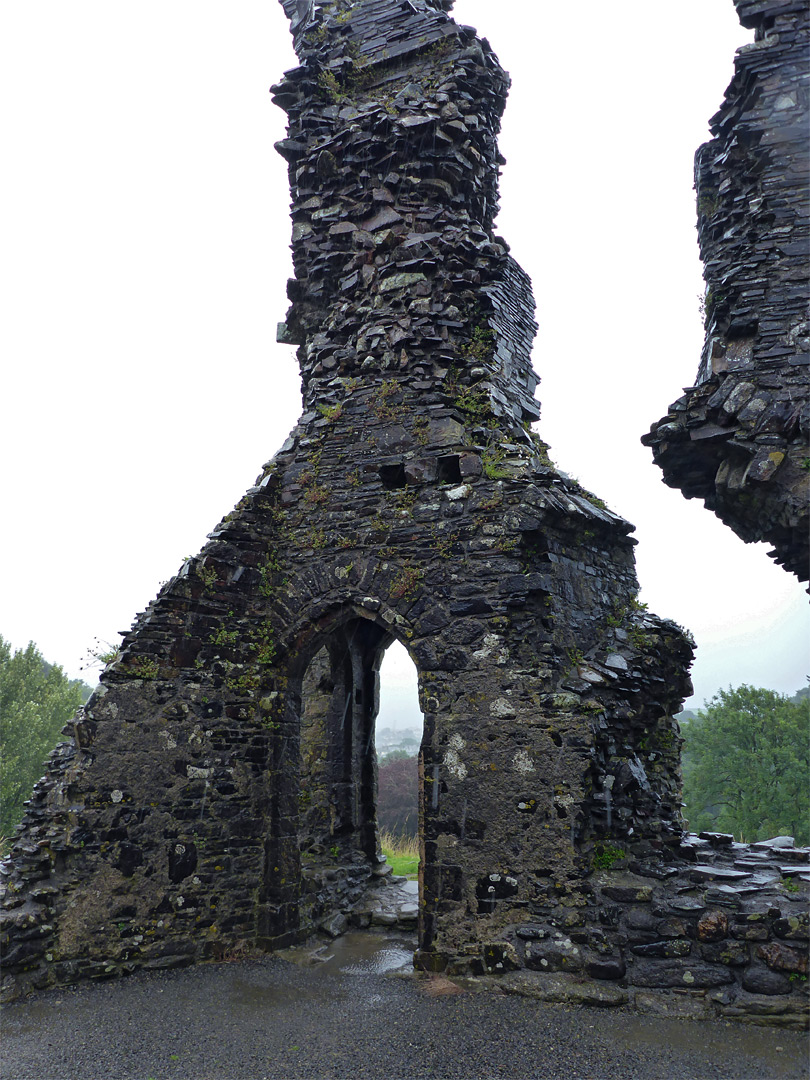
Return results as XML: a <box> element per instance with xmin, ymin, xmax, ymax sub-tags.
<box><xmin>390</xmin><ymin>565</ymin><xmax>424</xmax><ymax>601</ymax></box>
<box><xmin>592</xmin><ymin>843</ymin><xmax>626</xmax><ymax>870</ymax></box>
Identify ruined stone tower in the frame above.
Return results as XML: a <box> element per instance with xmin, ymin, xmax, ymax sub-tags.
<box><xmin>1</xmin><ymin>0</ymin><xmax>695</xmax><ymax>998</ymax></box>
<box><xmin>644</xmin><ymin>0</ymin><xmax>809</xmax><ymax>583</ymax></box>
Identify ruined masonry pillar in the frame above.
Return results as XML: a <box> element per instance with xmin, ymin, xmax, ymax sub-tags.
<box><xmin>0</xmin><ymin>0</ymin><xmax>693</xmax><ymax>999</ymax></box>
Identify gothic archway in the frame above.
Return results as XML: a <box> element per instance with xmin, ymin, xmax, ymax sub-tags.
<box><xmin>256</xmin><ymin>608</ymin><xmax>429</xmax><ymax>946</ymax></box>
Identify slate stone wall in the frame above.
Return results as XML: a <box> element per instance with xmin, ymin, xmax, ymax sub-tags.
<box><xmin>644</xmin><ymin>0</ymin><xmax>809</xmax><ymax>581</ymax></box>
<box><xmin>1</xmin><ymin>0</ymin><xmax>804</xmax><ymax>1026</ymax></box>
<box><xmin>478</xmin><ymin>832</ymin><xmax>809</xmax><ymax>1030</ymax></box>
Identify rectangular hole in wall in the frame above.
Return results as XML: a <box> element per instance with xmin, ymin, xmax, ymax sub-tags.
<box><xmin>379</xmin><ymin>463</ymin><xmax>407</xmax><ymax>489</ymax></box>
<box><xmin>437</xmin><ymin>455</ymin><xmax>462</xmax><ymax>484</ymax></box>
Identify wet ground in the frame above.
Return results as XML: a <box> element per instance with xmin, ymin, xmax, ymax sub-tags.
<box><xmin>2</xmin><ymin>930</ymin><xmax>807</xmax><ymax>1080</ymax></box>
<box><xmin>279</xmin><ymin>929</ymin><xmax>417</xmax><ymax>975</ymax></box>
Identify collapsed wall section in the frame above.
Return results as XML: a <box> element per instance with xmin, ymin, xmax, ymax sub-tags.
<box><xmin>643</xmin><ymin>0</ymin><xmax>809</xmax><ymax>581</ymax></box>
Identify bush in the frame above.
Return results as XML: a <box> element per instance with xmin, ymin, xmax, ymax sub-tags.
<box><xmin>0</xmin><ymin>637</ymin><xmax>90</xmax><ymax>845</ymax></box>
<box><xmin>681</xmin><ymin>685</ymin><xmax>809</xmax><ymax>845</ymax></box>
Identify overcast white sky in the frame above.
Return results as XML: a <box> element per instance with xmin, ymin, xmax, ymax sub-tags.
<box><xmin>1</xmin><ymin>1</ymin><xmax>807</xmax><ymax>715</ymax></box>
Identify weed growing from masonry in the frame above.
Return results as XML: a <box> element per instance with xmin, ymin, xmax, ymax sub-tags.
<box><xmin>390</xmin><ymin>487</ymin><xmax>418</xmax><ymax>516</ymax></box>
<box><xmin>82</xmin><ymin>638</ymin><xmax>120</xmax><ymax>670</ymax></box>
<box><xmin>370</xmin><ymin>379</ymin><xmax>400</xmax><ymax>422</ymax></box>
<box><xmin>390</xmin><ymin>565</ymin><xmax>424</xmax><ymax>601</ymax></box>
<box><xmin>567</xmin><ymin>647</ymin><xmax>585</xmax><ymax>669</ymax></box>
<box><xmin>196</xmin><ymin>562</ymin><xmax>217</xmax><ymax>590</ymax></box>
<box><xmin>303</xmin><ymin>483</ymin><xmax>330</xmax><ymax>506</ymax></box>
<box><xmin>459</xmin><ymin>322</ymin><xmax>496</xmax><ymax>364</ymax></box>
<box><xmin>131</xmin><ymin>657</ymin><xmax>160</xmax><ymax>680</ymax></box>
<box><xmin>592</xmin><ymin>843</ymin><xmax>626</xmax><ymax>870</ymax></box>
<box><xmin>482</xmin><ymin>445</ymin><xmax>509</xmax><ymax>480</ymax></box>
<box><xmin>304</xmin><ymin>527</ymin><xmax>327</xmax><ymax>551</ymax></box>
<box><xmin>453</xmin><ymin>383</ymin><xmax>492</xmax><ymax>427</ymax></box>
<box><xmin>209</xmin><ymin>625</ymin><xmax>238</xmax><ymax>649</ymax></box>
<box><xmin>413</xmin><ymin>416</ymin><xmax>430</xmax><ymax>445</ymax></box>
<box><xmin>260</xmin><ymin>552</ymin><xmax>287</xmax><ymax>597</ymax></box>
<box><xmin>431</xmin><ymin>527</ymin><xmax>460</xmax><ymax>559</ymax></box>
<box><xmin>316</xmin><ymin>402</ymin><xmax>343</xmax><ymax>423</ymax></box>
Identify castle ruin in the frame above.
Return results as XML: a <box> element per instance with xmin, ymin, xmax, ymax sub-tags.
<box><xmin>1</xmin><ymin>0</ymin><xmax>806</xmax><ymax>1026</ymax></box>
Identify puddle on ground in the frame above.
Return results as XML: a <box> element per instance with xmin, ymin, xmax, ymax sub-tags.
<box><xmin>279</xmin><ymin>931</ymin><xmax>417</xmax><ymax>977</ymax></box>
<box><xmin>2</xmin><ymin>931</ymin><xmax>419</xmax><ymax>1027</ymax></box>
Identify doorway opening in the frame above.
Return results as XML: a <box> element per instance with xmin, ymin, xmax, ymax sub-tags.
<box><xmin>375</xmin><ymin>640</ymin><xmax>423</xmax><ymax>881</ymax></box>
<box><xmin>290</xmin><ymin>619</ymin><xmax>424</xmax><ymax>939</ymax></box>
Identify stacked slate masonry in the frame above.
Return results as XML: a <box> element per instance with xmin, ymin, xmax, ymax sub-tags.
<box><xmin>1</xmin><ymin>0</ymin><xmax>807</xmax><ymax>1027</ymax></box>
<box><xmin>644</xmin><ymin>0</ymin><xmax>809</xmax><ymax>582</ymax></box>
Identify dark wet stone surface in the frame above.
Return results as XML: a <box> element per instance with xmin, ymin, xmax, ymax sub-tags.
<box><xmin>2</xmin><ymin>946</ymin><xmax>808</xmax><ymax>1080</ymax></box>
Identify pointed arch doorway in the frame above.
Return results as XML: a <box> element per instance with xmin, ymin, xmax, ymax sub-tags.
<box><xmin>376</xmin><ymin>640</ymin><xmax>423</xmax><ymax>872</ymax></box>
<box><xmin>275</xmin><ymin>615</ymin><xmax>424</xmax><ymax>944</ymax></box>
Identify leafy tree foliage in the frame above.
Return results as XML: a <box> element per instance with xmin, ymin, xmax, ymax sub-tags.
<box><xmin>0</xmin><ymin>636</ymin><xmax>90</xmax><ymax>841</ymax></box>
<box><xmin>378</xmin><ymin>748</ymin><xmax>412</xmax><ymax>765</ymax></box>
<box><xmin>681</xmin><ymin>685</ymin><xmax>809</xmax><ymax>845</ymax></box>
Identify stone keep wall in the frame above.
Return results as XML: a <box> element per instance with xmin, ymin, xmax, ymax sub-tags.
<box><xmin>1</xmin><ymin>0</ymin><xmax>805</xmax><ymax>1026</ymax></box>
<box><xmin>644</xmin><ymin>0</ymin><xmax>809</xmax><ymax>582</ymax></box>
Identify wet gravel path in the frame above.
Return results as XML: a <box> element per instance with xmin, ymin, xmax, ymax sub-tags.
<box><xmin>2</xmin><ymin>950</ymin><xmax>807</xmax><ymax>1080</ymax></box>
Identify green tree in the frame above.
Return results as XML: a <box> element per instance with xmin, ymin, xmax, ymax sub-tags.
<box><xmin>0</xmin><ymin>636</ymin><xmax>89</xmax><ymax>842</ymax></box>
<box><xmin>378</xmin><ymin>748</ymin><xmax>414</xmax><ymax>766</ymax></box>
<box><xmin>681</xmin><ymin>685</ymin><xmax>810</xmax><ymax>845</ymax></box>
